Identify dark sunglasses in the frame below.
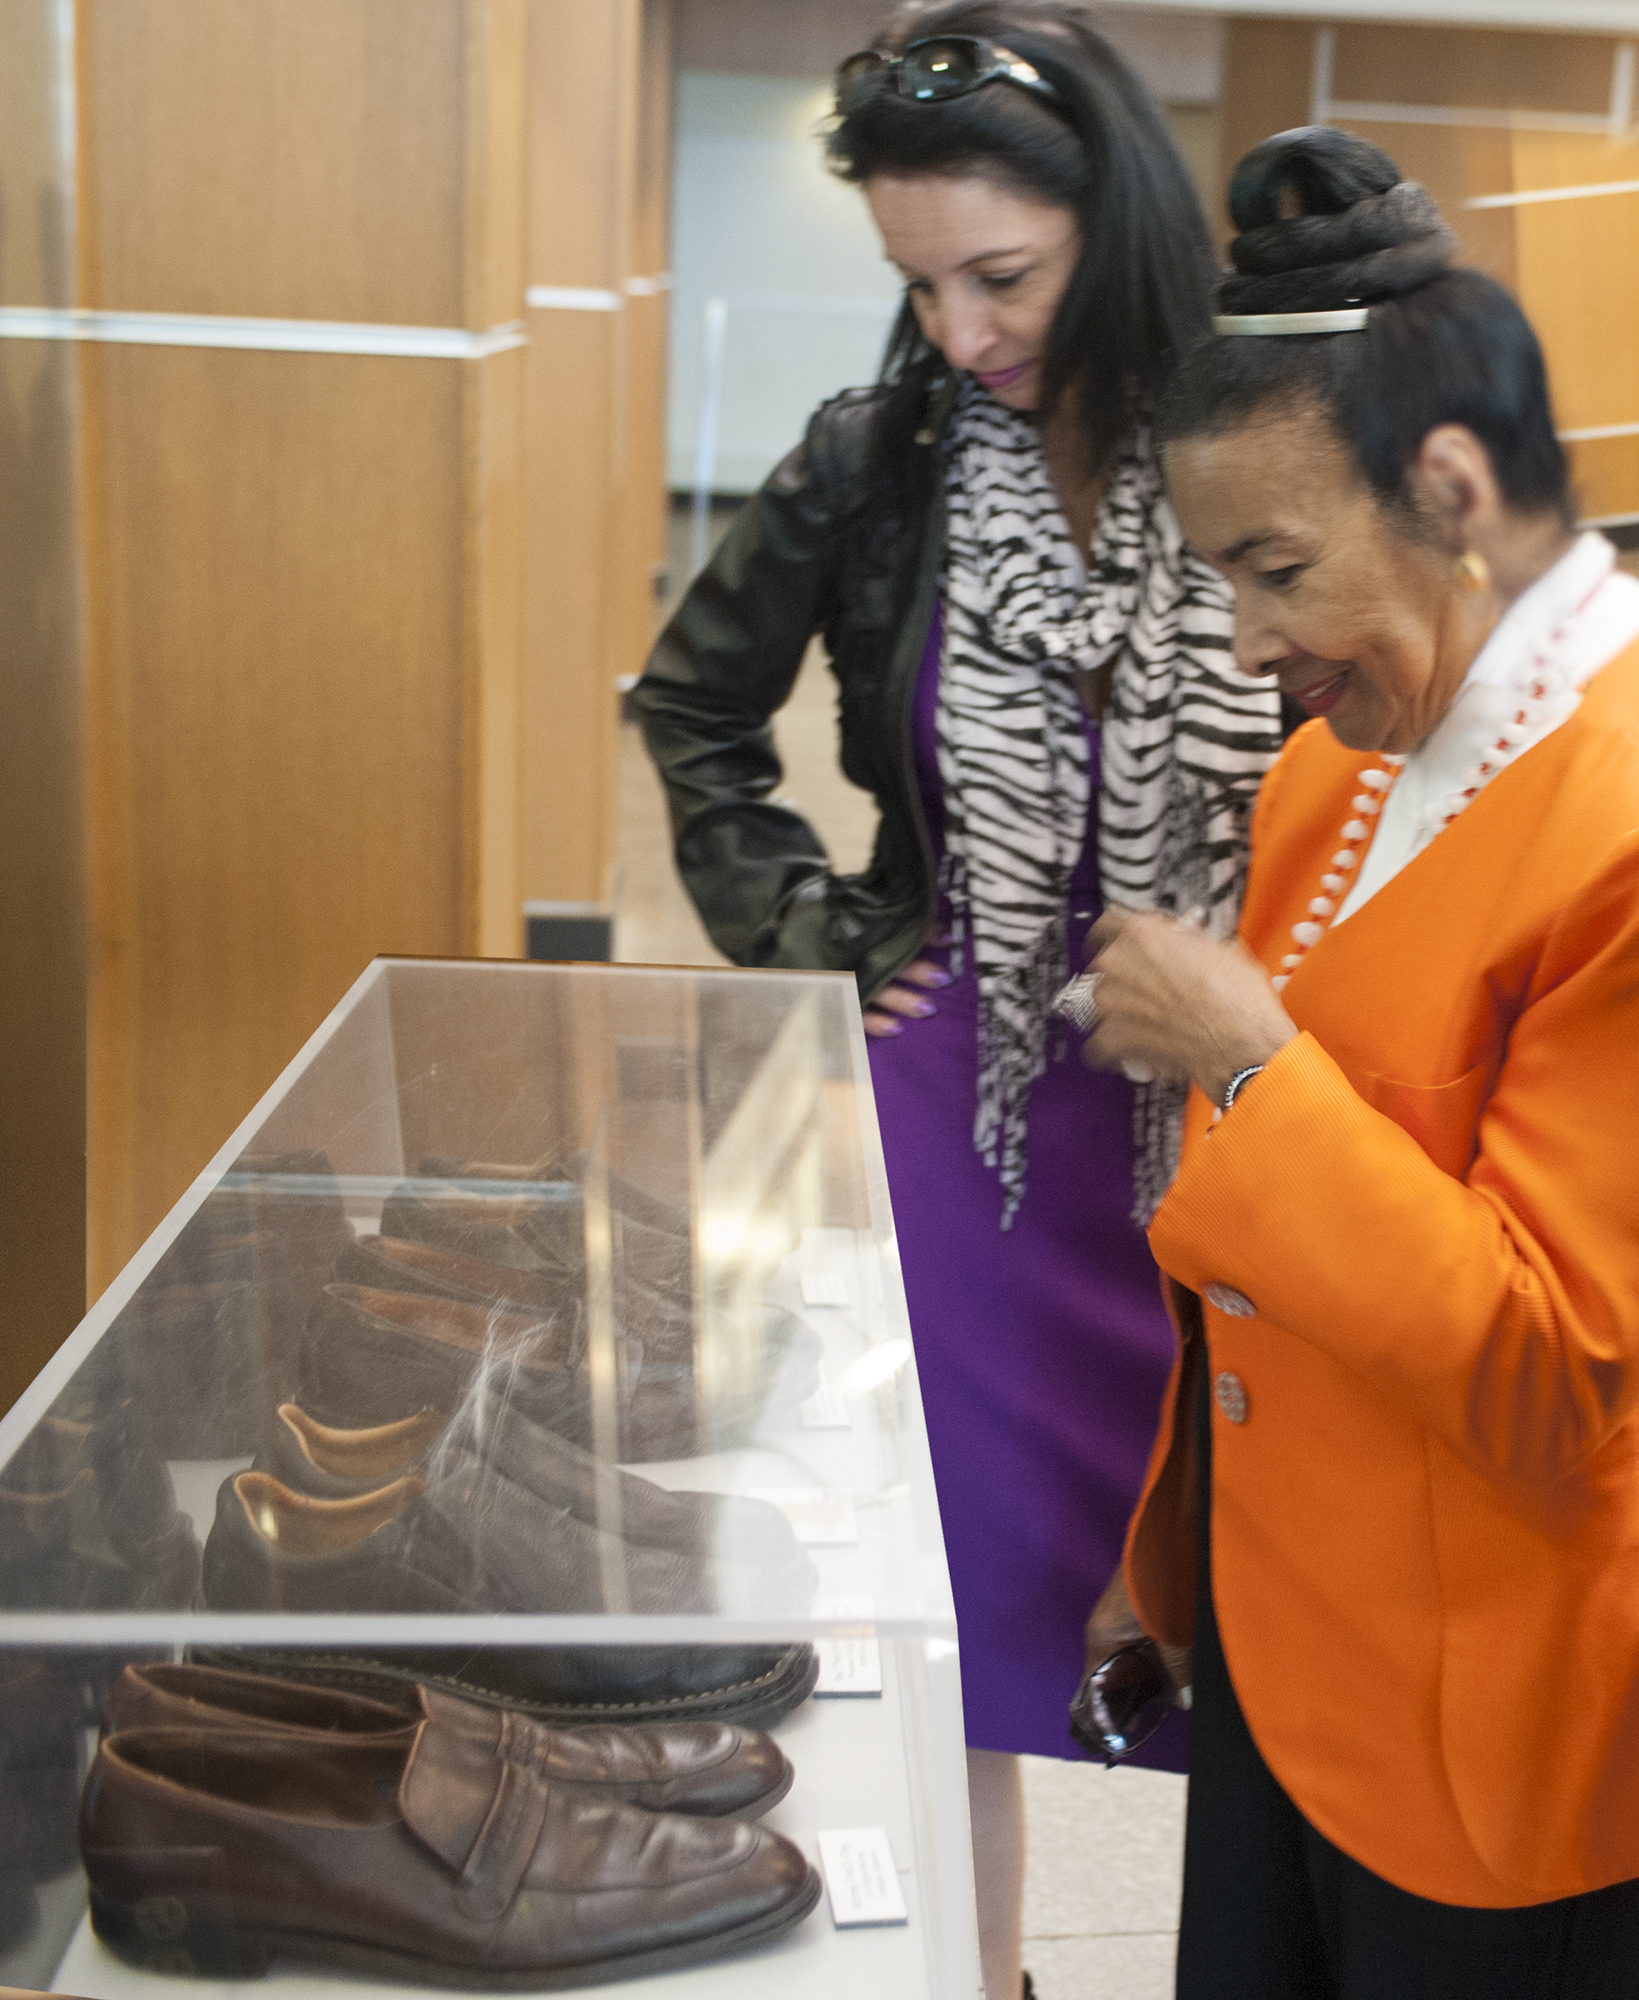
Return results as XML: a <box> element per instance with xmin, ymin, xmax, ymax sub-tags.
<box><xmin>1068</xmin><ymin>1638</ymin><xmax>1175</xmax><ymax>1767</ymax></box>
<box><xmin>835</xmin><ymin>36</ymin><xmax>1063</xmax><ymax>116</ymax></box>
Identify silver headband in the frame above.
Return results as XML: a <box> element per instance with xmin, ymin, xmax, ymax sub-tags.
<box><xmin>1213</xmin><ymin>308</ymin><xmax>1370</xmax><ymax>337</ymax></box>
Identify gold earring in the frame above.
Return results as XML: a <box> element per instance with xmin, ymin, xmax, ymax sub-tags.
<box><xmin>1454</xmin><ymin>550</ymin><xmax>1491</xmax><ymax>595</ymax></box>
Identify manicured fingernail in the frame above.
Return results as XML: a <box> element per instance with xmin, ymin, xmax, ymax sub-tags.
<box><xmin>910</xmin><ymin>1000</ymin><xmax>936</xmax><ymax>1018</ymax></box>
<box><xmin>923</xmin><ymin>969</ymin><xmax>953</xmax><ymax>987</ymax></box>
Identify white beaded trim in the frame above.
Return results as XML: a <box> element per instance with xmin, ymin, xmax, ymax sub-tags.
<box><xmin>1270</xmin><ymin>755</ymin><xmax>1402</xmax><ymax>992</ymax></box>
<box><xmin>1270</xmin><ymin>574</ymin><xmax>1611</xmax><ymax>997</ymax></box>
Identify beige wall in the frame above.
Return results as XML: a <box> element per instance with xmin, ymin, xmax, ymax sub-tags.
<box><xmin>1220</xmin><ymin>16</ymin><xmax>1639</xmax><ymax>528</ymax></box>
<box><xmin>0</xmin><ymin>0</ymin><xmax>671</xmax><ymax>1350</ymax></box>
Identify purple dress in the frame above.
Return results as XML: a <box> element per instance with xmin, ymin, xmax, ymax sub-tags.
<box><xmin>869</xmin><ymin>614</ymin><xmax>1188</xmax><ymax>1770</ymax></box>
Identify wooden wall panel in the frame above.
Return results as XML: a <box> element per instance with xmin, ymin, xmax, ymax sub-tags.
<box><xmin>84</xmin><ymin>345</ymin><xmax>470</xmax><ymax>1287</ymax></box>
<box><xmin>0</xmin><ymin>0</ymin><xmax>72</xmax><ymax>309</ymax></box>
<box><xmin>1328</xmin><ymin>120</ymin><xmax>1519</xmax><ymax>287</ymax></box>
<box><xmin>1331</xmin><ymin>25</ymin><xmax>1616</xmax><ymax>115</ymax></box>
<box><xmin>1218</xmin><ymin>17</ymin><xmax>1315</xmax><ymax>232</ymax></box>
<box><xmin>1567</xmin><ymin>437</ymin><xmax>1639</xmax><ymax>526</ymax></box>
<box><xmin>466</xmin><ymin>0</ymin><xmax>529</xmax><ymax>330</ymax></box>
<box><xmin>1220</xmin><ymin>19</ymin><xmax>1639</xmax><ymax>521</ymax></box>
<box><xmin>521</xmin><ymin>0</ymin><xmax>670</xmax><ymax>913</ymax></box>
<box><xmin>468</xmin><ymin>344</ymin><xmax>526</xmax><ymax>955</ymax></box>
<box><xmin>0</xmin><ymin>5</ymin><xmax>88</xmax><ymax>1411</ymax></box>
<box><xmin>521</xmin><ymin>307</ymin><xmax>621</xmax><ymax>905</ymax></box>
<box><xmin>77</xmin><ymin>0</ymin><xmax>469</xmax><ymax>324</ymax></box>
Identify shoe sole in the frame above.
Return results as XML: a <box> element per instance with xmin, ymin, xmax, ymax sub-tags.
<box><xmin>187</xmin><ymin>1643</ymin><xmax>822</xmax><ymax>1731</ymax></box>
<box><xmin>90</xmin><ymin>1866</ymin><xmax>822</xmax><ymax>1989</ymax></box>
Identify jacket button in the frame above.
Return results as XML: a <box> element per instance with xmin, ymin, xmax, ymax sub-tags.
<box><xmin>1215</xmin><ymin>1372</ymin><xmax>1250</xmax><ymax>1425</ymax></box>
<box><xmin>1204</xmin><ymin>1283</ymin><xmax>1256</xmax><ymax>1318</ymax></box>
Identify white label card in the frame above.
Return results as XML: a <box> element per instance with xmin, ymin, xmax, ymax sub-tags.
<box><xmin>749</xmin><ymin>1487</ymin><xmax>859</xmax><ymax>1545</ymax></box>
<box><xmin>801</xmin><ymin>1270</ymin><xmax>851</xmax><ymax>1307</ymax></box>
<box><xmin>814</xmin><ymin>1636</ymin><xmax>883</xmax><ymax>1696</ymax></box>
<box><xmin>817</xmin><ymin>1827</ymin><xmax>909</xmax><ymax>1927</ymax></box>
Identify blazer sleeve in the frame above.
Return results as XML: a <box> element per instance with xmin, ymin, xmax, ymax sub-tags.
<box><xmin>630</xmin><ymin>399</ymin><xmax>864</xmax><ymax>970</ymax></box>
<box><xmin>1148</xmin><ymin>832</ymin><xmax>1639</xmax><ymax>1487</ymax></box>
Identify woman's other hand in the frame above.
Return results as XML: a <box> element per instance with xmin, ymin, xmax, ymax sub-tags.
<box><xmin>863</xmin><ymin>949</ymin><xmax>952</xmax><ymax>1039</ymax></box>
<box><xmin>1079</xmin><ymin>908</ymin><xmax>1296</xmax><ymax>1104</ymax></box>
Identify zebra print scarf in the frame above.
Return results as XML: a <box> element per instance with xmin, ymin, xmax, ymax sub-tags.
<box><xmin>939</xmin><ymin>382</ymin><xmax>1279</xmax><ymax>1226</ymax></box>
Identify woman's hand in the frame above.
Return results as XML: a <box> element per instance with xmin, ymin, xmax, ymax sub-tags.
<box><xmin>1078</xmin><ymin>908</ymin><xmax>1296</xmax><ymax>1105</ymax></box>
<box><xmin>1084</xmin><ymin>1565</ymin><xmax>1192</xmax><ymax>1703</ymax></box>
<box><xmin>863</xmin><ymin>940</ymin><xmax>952</xmax><ymax>1039</ymax></box>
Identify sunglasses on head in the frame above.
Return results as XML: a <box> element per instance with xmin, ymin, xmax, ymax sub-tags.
<box><xmin>835</xmin><ymin>35</ymin><xmax>1063</xmax><ymax>116</ymax></box>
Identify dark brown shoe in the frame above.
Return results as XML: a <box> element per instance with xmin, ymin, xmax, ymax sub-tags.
<box><xmin>0</xmin><ymin>1405</ymin><xmax>200</xmax><ymax>1612</ymax></box>
<box><xmin>263</xmin><ymin>1399</ymin><xmax>813</xmax><ymax>1583</ymax></box>
<box><xmin>82</xmin><ymin>1719</ymin><xmax>820</xmax><ymax>1986</ymax></box>
<box><xmin>297</xmin><ymin>1282</ymin><xmax>588</xmax><ymax>1440</ymax></box>
<box><xmin>80</xmin><ymin>1150</ymin><xmax>352</xmax><ymax>1455</ymax></box>
<box><xmin>103</xmin><ymin>1664</ymin><xmax>794</xmax><ymax>1819</ymax></box>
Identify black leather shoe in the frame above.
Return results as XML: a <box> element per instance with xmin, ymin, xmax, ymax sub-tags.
<box><xmin>187</xmin><ymin>1639</ymin><xmax>821</xmax><ymax>1732</ymax></box>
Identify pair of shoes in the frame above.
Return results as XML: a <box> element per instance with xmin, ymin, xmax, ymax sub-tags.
<box><xmin>201</xmin><ymin>1399</ymin><xmax>815</xmax><ymax>1617</ymax></box>
<box><xmin>82</xmin><ymin>1674</ymin><xmax>819</xmax><ymax>1986</ymax></box>
<box><xmin>0</xmin><ymin>1402</ymin><xmax>200</xmax><ymax>1611</ymax></box>
<box><xmin>84</xmin><ymin>1149</ymin><xmax>353</xmax><ymax>1457</ymax></box>
<box><xmin>262</xmin><ymin>1398</ymin><xmax>807</xmax><ymax>1576</ymax></box>
<box><xmin>369</xmin><ymin>1156</ymin><xmax>820</xmax><ymax>1461</ymax></box>
<box><xmin>301</xmin><ymin>1269</ymin><xmax>821</xmax><ymax>1466</ymax></box>
<box><xmin>299</xmin><ymin>1282</ymin><xmax>589</xmax><ymax>1445</ymax></box>
<box><xmin>187</xmin><ymin>1634</ymin><xmax>822</xmax><ymax>1733</ymax></box>
<box><xmin>103</xmin><ymin>1662</ymin><xmax>795</xmax><ymax>1818</ymax></box>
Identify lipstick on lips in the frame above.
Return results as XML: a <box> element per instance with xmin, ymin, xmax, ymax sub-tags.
<box><xmin>975</xmin><ymin>359</ymin><xmax>1032</xmax><ymax>391</ymax></box>
<box><xmin>1288</xmin><ymin>665</ymin><xmax>1349</xmax><ymax>716</ymax></box>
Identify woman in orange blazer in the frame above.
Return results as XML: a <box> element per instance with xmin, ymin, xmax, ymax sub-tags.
<box><xmin>1070</xmin><ymin>129</ymin><xmax>1639</xmax><ymax>1996</ymax></box>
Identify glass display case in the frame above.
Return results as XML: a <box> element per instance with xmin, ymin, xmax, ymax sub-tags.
<box><xmin>0</xmin><ymin>958</ymin><xmax>978</xmax><ymax>1998</ymax></box>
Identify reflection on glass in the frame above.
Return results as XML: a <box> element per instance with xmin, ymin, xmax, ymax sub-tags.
<box><xmin>0</xmin><ymin>962</ymin><xmax>949</xmax><ymax>1635</ymax></box>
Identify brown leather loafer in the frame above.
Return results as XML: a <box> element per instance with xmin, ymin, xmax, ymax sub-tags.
<box><xmin>82</xmin><ymin>1719</ymin><xmax>820</xmax><ymax>1986</ymax></box>
<box><xmin>103</xmin><ymin>1664</ymin><xmax>794</xmax><ymax>1819</ymax></box>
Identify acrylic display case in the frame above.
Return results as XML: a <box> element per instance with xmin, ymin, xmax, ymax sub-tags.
<box><xmin>0</xmin><ymin>957</ymin><xmax>979</xmax><ymax>1999</ymax></box>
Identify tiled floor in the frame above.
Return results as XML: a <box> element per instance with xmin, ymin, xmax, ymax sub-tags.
<box><xmin>1019</xmin><ymin>1757</ymin><xmax>1185</xmax><ymax>1998</ymax></box>
<box><xmin>615</xmin><ymin>526</ymin><xmax>1187</xmax><ymax>1991</ymax></box>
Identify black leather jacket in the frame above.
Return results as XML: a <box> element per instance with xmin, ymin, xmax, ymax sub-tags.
<box><xmin>634</xmin><ymin>380</ymin><xmax>958</xmax><ymax>1001</ymax></box>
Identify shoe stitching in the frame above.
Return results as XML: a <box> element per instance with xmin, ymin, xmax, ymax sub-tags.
<box><xmin>203</xmin><ymin>1650</ymin><xmax>804</xmax><ymax>1712</ymax></box>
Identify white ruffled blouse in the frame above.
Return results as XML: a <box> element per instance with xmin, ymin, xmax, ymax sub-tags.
<box><xmin>1334</xmin><ymin>533</ymin><xmax>1639</xmax><ymax>926</ymax></box>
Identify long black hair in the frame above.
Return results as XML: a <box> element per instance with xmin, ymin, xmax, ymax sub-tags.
<box><xmin>1159</xmin><ymin>126</ymin><xmax>1572</xmax><ymax>530</ymax></box>
<box><xmin>827</xmin><ymin>0</ymin><xmax>1217</xmax><ymax>482</ymax></box>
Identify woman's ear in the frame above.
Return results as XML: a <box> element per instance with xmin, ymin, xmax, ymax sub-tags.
<box><xmin>1408</xmin><ymin>424</ymin><xmax>1504</xmax><ymax>552</ymax></box>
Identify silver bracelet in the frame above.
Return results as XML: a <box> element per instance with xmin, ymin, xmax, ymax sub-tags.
<box><xmin>1221</xmin><ymin>1064</ymin><xmax>1265</xmax><ymax>1113</ymax></box>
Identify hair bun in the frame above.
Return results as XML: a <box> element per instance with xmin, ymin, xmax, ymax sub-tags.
<box><xmin>1218</xmin><ymin>126</ymin><xmax>1457</xmax><ymax>316</ymax></box>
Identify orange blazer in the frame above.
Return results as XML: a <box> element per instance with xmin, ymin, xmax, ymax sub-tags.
<box><xmin>1124</xmin><ymin>636</ymin><xmax>1639</xmax><ymax>1908</ymax></box>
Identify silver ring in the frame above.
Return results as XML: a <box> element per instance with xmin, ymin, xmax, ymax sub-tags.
<box><xmin>1052</xmin><ymin>971</ymin><xmax>1101</xmax><ymax>1033</ymax></box>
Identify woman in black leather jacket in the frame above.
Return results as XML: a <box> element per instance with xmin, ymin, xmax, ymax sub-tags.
<box><xmin>636</xmin><ymin>7</ymin><xmax>1281</xmax><ymax>1992</ymax></box>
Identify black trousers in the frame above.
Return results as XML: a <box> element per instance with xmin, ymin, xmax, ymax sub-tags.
<box><xmin>1176</xmin><ymin>1362</ymin><xmax>1639</xmax><ymax>2000</ymax></box>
